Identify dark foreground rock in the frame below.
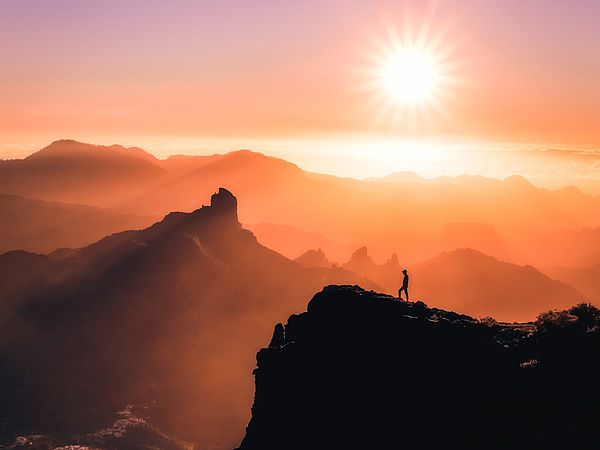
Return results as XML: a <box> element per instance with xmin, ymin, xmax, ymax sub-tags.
<box><xmin>237</xmin><ymin>285</ymin><xmax>600</xmax><ymax>450</ymax></box>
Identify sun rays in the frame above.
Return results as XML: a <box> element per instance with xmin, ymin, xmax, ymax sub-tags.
<box><xmin>357</xmin><ymin>10</ymin><xmax>464</xmax><ymax>130</ymax></box>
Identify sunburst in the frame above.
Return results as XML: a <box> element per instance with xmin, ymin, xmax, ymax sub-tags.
<box><xmin>358</xmin><ymin>11</ymin><xmax>462</xmax><ymax>128</ymax></box>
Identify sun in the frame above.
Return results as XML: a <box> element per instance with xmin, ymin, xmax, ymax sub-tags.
<box><xmin>358</xmin><ymin>12</ymin><xmax>461</xmax><ymax>127</ymax></box>
<box><xmin>383</xmin><ymin>49</ymin><xmax>439</xmax><ymax>105</ymax></box>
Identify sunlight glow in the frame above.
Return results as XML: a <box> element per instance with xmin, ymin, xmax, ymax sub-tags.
<box><xmin>358</xmin><ymin>11</ymin><xmax>461</xmax><ymax>128</ymax></box>
<box><xmin>383</xmin><ymin>49</ymin><xmax>439</xmax><ymax>104</ymax></box>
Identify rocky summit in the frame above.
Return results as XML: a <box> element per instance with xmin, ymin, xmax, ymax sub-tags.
<box><xmin>237</xmin><ymin>285</ymin><xmax>600</xmax><ymax>450</ymax></box>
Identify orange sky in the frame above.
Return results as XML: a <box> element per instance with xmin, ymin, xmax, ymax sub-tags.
<box><xmin>1</xmin><ymin>1</ymin><xmax>600</xmax><ymax>174</ymax></box>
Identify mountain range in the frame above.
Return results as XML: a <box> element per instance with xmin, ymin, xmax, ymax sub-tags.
<box><xmin>294</xmin><ymin>246</ymin><xmax>584</xmax><ymax>321</ymax></box>
<box><xmin>0</xmin><ymin>188</ymin><xmax>374</xmax><ymax>449</ymax></box>
<box><xmin>2</xmin><ymin>139</ymin><xmax>600</xmax><ymax>448</ymax></box>
<box><xmin>409</xmin><ymin>248</ymin><xmax>584</xmax><ymax>321</ymax></box>
<box><xmin>4</xmin><ymin>140</ymin><xmax>600</xmax><ymax>270</ymax></box>
<box><xmin>0</xmin><ymin>193</ymin><xmax>155</xmax><ymax>254</ymax></box>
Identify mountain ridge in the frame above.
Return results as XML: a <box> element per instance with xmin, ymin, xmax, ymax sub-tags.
<box><xmin>0</xmin><ymin>192</ymin><xmax>155</xmax><ymax>254</ymax></box>
<box><xmin>410</xmin><ymin>247</ymin><xmax>585</xmax><ymax>321</ymax></box>
<box><xmin>27</xmin><ymin>139</ymin><xmax>159</xmax><ymax>163</ymax></box>
<box><xmin>0</xmin><ymin>188</ymin><xmax>376</xmax><ymax>449</ymax></box>
<box><xmin>4</xmin><ymin>140</ymin><xmax>600</xmax><ymax>267</ymax></box>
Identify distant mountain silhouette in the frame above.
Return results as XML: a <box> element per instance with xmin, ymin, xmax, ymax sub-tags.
<box><xmin>291</xmin><ymin>246</ymin><xmax>585</xmax><ymax>319</ymax></box>
<box><xmin>410</xmin><ymin>248</ymin><xmax>584</xmax><ymax>321</ymax></box>
<box><xmin>0</xmin><ymin>188</ymin><xmax>375</xmax><ymax>449</ymax></box>
<box><xmin>524</xmin><ymin>225</ymin><xmax>600</xmax><ymax>269</ymax></box>
<box><xmin>293</xmin><ymin>246</ymin><xmax>402</xmax><ymax>294</ymax></box>
<box><xmin>0</xmin><ymin>140</ymin><xmax>165</xmax><ymax>207</ymax></box>
<box><xmin>27</xmin><ymin>139</ymin><xmax>158</xmax><ymax>163</ymax></box>
<box><xmin>1</xmin><ymin>140</ymin><xmax>598</xmax><ymax>324</ymax></box>
<box><xmin>437</xmin><ymin>222</ymin><xmax>509</xmax><ymax>259</ymax></box>
<box><xmin>237</xmin><ymin>285</ymin><xmax>600</xmax><ymax>450</ymax></box>
<box><xmin>378</xmin><ymin>170</ymin><xmax>428</xmax><ymax>183</ymax></box>
<box><xmin>342</xmin><ymin>247</ymin><xmax>402</xmax><ymax>294</ymax></box>
<box><xmin>294</xmin><ymin>248</ymin><xmax>333</xmax><ymax>268</ymax></box>
<box><xmin>5</xmin><ymin>140</ymin><xmax>600</xmax><ymax>266</ymax></box>
<box><xmin>119</xmin><ymin>149</ymin><xmax>305</xmax><ymax>215</ymax></box>
<box><xmin>250</xmin><ymin>223</ymin><xmax>354</xmax><ymax>261</ymax></box>
<box><xmin>553</xmin><ymin>262</ymin><xmax>600</xmax><ymax>304</ymax></box>
<box><xmin>0</xmin><ymin>193</ymin><xmax>155</xmax><ymax>254</ymax></box>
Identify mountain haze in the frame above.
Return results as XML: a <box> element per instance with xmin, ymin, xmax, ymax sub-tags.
<box><xmin>410</xmin><ymin>248</ymin><xmax>584</xmax><ymax>321</ymax></box>
<box><xmin>5</xmin><ymin>141</ymin><xmax>600</xmax><ymax>266</ymax></box>
<box><xmin>0</xmin><ymin>193</ymin><xmax>155</xmax><ymax>254</ymax></box>
<box><xmin>0</xmin><ymin>188</ymin><xmax>374</xmax><ymax>449</ymax></box>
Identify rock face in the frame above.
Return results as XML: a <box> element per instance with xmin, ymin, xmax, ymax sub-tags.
<box><xmin>208</xmin><ymin>187</ymin><xmax>239</xmax><ymax>224</ymax></box>
<box><xmin>237</xmin><ymin>285</ymin><xmax>600</xmax><ymax>450</ymax></box>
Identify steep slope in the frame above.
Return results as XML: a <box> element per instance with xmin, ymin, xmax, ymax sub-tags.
<box><xmin>237</xmin><ymin>286</ymin><xmax>600</xmax><ymax>450</ymax></box>
<box><xmin>0</xmin><ymin>193</ymin><xmax>155</xmax><ymax>253</ymax></box>
<box><xmin>0</xmin><ymin>189</ymin><xmax>374</xmax><ymax>449</ymax></box>
<box><xmin>410</xmin><ymin>248</ymin><xmax>584</xmax><ymax>321</ymax></box>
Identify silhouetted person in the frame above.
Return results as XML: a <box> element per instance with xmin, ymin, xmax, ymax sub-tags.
<box><xmin>398</xmin><ymin>269</ymin><xmax>409</xmax><ymax>302</ymax></box>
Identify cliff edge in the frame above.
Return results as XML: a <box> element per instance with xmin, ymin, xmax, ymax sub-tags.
<box><xmin>237</xmin><ymin>285</ymin><xmax>600</xmax><ymax>450</ymax></box>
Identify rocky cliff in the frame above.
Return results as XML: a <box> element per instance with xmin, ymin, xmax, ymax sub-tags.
<box><xmin>237</xmin><ymin>285</ymin><xmax>600</xmax><ymax>450</ymax></box>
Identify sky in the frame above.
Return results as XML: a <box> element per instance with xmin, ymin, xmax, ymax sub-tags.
<box><xmin>1</xmin><ymin>0</ymin><xmax>600</xmax><ymax>182</ymax></box>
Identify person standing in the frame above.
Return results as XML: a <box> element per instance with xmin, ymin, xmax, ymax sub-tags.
<box><xmin>398</xmin><ymin>269</ymin><xmax>409</xmax><ymax>302</ymax></box>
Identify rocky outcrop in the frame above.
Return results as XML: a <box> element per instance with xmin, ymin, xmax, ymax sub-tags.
<box><xmin>343</xmin><ymin>247</ymin><xmax>402</xmax><ymax>293</ymax></box>
<box><xmin>294</xmin><ymin>248</ymin><xmax>332</xmax><ymax>268</ymax></box>
<box><xmin>237</xmin><ymin>285</ymin><xmax>600</xmax><ymax>449</ymax></box>
<box><xmin>209</xmin><ymin>187</ymin><xmax>239</xmax><ymax>224</ymax></box>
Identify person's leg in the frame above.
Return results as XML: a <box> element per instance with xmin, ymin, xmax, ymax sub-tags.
<box><xmin>406</xmin><ymin>289</ymin><xmax>409</xmax><ymax>302</ymax></box>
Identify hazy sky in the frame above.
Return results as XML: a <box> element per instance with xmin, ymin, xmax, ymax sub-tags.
<box><xmin>1</xmin><ymin>0</ymin><xmax>600</xmax><ymax>174</ymax></box>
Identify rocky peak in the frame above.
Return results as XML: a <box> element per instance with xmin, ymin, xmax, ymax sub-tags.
<box><xmin>209</xmin><ymin>187</ymin><xmax>239</xmax><ymax>224</ymax></box>
<box><xmin>386</xmin><ymin>252</ymin><xmax>399</xmax><ymax>267</ymax></box>
<box><xmin>343</xmin><ymin>247</ymin><xmax>403</xmax><ymax>294</ymax></box>
<box><xmin>294</xmin><ymin>248</ymin><xmax>332</xmax><ymax>268</ymax></box>
<box><xmin>135</xmin><ymin>188</ymin><xmax>241</xmax><ymax>244</ymax></box>
<box><xmin>349</xmin><ymin>246</ymin><xmax>369</xmax><ymax>262</ymax></box>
